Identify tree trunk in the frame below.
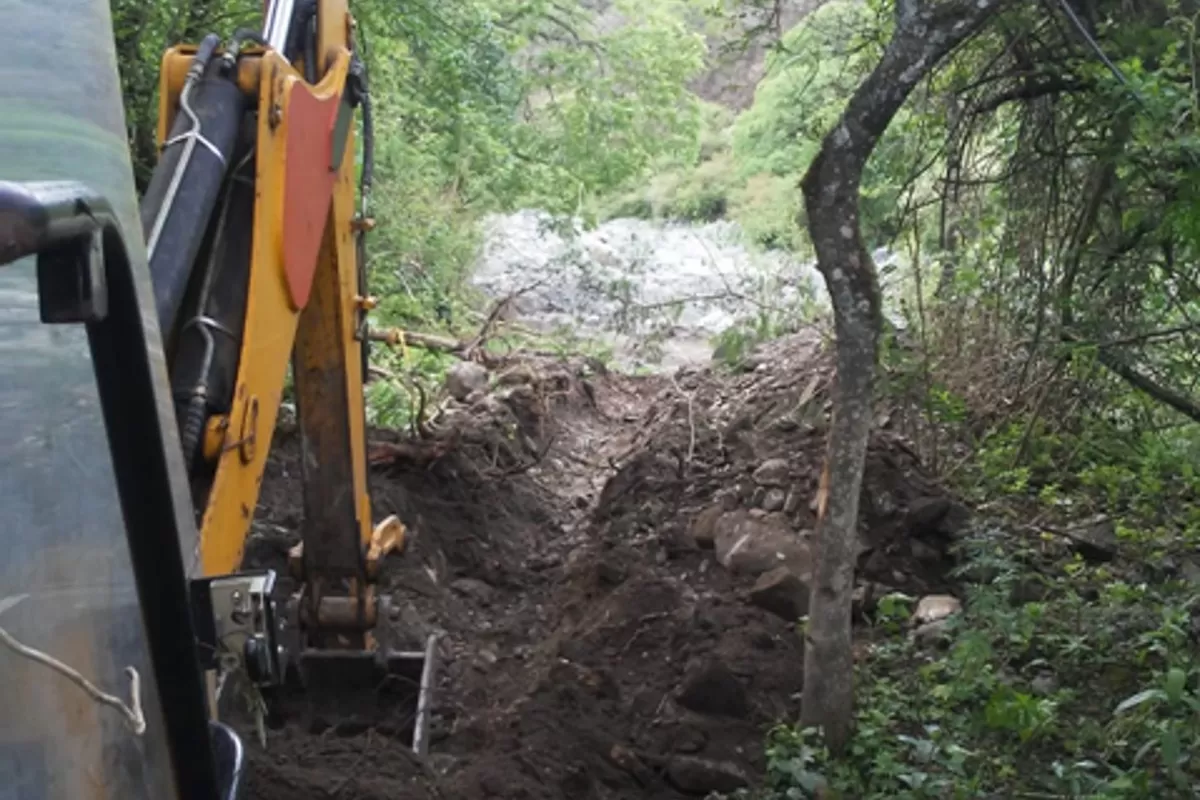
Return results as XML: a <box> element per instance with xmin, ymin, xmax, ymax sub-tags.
<box><xmin>798</xmin><ymin>0</ymin><xmax>1006</xmax><ymax>753</ymax></box>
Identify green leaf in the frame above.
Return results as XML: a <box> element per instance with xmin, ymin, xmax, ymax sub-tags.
<box><xmin>1114</xmin><ymin>688</ymin><xmax>1165</xmax><ymax>715</ymax></box>
<box><xmin>1161</xmin><ymin>727</ymin><xmax>1181</xmax><ymax>770</ymax></box>
<box><xmin>1164</xmin><ymin>667</ymin><xmax>1186</xmax><ymax>705</ymax></box>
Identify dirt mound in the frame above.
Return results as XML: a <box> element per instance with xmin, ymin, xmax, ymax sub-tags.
<box><xmin>594</xmin><ymin>329</ymin><xmax>968</xmax><ymax>598</ymax></box>
<box><xmin>241</xmin><ymin>329</ymin><xmax>967</xmax><ymax>799</ymax></box>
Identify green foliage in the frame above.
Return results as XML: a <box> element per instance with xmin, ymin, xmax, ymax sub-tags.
<box><xmin>111</xmin><ymin>0</ymin><xmax>710</xmax><ymax>406</ymax></box>
<box><xmin>727</xmin><ymin>173</ymin><xmax>802</xmax><ymax>250</ymax></box>
<box><xmin>730</xmin><ymin>0</ymin><xmax>914</xmax><ymax>245</ymax></box>
<box><xmin>110</xmin><ymin>0</ymin><xmax>262</xmax><ymax>187</ymax></box>
<box><xmin>596</xmin><ymin>99</ymin><xmax>739</xmax><ymax>223</ymax></box>
<box><xmin>601</xmin><ymin>0</ymin><xmax>919</xmax><ymax>250</ymax></box>
<box><xmin>735</xmin><ymin>528</ymin><xmax>1200</xmax><ymax>800</ymax></box>
<box><xmin>966</xmin><ymin>395</ymin><xmax>1200</xmax><ymax>541</ymax></box>
<box><xmin>731</xmin><ymin>0</ymin><xmax>882</xmax><ymax>177</ymax></box>
<box><xmin>645</xmin><ymin>153</ymin><xmax>737</xmax><ymax>222</ymax></box>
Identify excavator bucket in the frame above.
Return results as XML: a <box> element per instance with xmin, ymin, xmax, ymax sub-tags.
<box><xmin>192</xmin><ymin>556</ymin><xmax>439</xmax><ymax>754</ymax></box>
<box><xmin>291</xmin><ymin>632</ymin><xmax>439</xmax><ymax>753</ymax></box>
<box><xmin>235</xmin><ymin>518</ymin><xmax>440</xmax><ymax>752</ymax></box>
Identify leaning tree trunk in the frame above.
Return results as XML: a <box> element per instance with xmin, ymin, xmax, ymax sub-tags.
<box><xmin>799</xmin><ymin>0</ymin><xmax>1007</xmax><ymax>753</ymax></box>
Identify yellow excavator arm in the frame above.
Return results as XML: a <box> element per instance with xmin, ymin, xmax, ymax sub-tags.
<box><xmin>154</xmin><ymin>1</ymin><xmax>377</xmax><ymax>579</ymax></box>
<box><xmin>0</xmin><ymin>1</ymin><xmax>432</xmax><ymax>797</ymax></box>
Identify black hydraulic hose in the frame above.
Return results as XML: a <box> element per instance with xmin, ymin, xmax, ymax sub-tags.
<box><xmin>192</xmin><ymin>33</ymin><xmax>221</xmax><ymax>80</ymax></box>
<box><xmin>304</xmin><ymin>18</ymin><xmax>317</xmax><ymax>84</ymax></box>
<box><xmin>360</xmin><ymin>82</ymin><xmax>374</xmax><ymax>196</ymax></box>
<box><xmin>179</xmin><ymin>393</ymin><xmax>208</xmax><ymax>467</ymax></box>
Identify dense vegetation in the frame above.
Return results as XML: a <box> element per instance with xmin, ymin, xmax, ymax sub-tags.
<box><xmin>111</xmin><ymin>0</ymin><xmax>707</xmax><ymax>409</ymax></box>
<box><xmin>110</xmin><ymin>0</ymin><xmax>1200</xmax><ymax>795</ymax></box>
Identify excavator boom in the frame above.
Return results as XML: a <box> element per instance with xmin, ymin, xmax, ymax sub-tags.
<box><xmin>0</xmin><ymin>0</ymin><xmax>433</xmax><ymax>796</ymax></box>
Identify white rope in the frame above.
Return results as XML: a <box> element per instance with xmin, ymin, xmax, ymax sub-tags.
<box><xmin>0</xmin><ymin>625</ymin><xmax>146</xmax><ymax>735</ymax></box>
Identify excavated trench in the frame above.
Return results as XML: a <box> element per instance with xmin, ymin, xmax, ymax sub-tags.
<box><xmin>237</xmin><ymin>328</ymin><xmax>968</xmax><ymax>800</ymax></box>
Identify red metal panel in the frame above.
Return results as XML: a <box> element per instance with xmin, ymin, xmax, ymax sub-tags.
<box><xmin>282</xmin><ymin>86</ymin><xmax>339</xmax><ymax>309</ymax></box>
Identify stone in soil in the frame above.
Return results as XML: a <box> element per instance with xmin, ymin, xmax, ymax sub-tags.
<box><xmin>748</xmin><ymin>567</ymin><xmax>810</xmax><ymax>621</ymax></box>
<box><xmin>245</xmin><ymin>324</ymin><xmax>960</xmax><ymax>800</ymax></box>
<box><xmin>761</xmin><ymin>488</ymin><xmax>786</xmax><ymax>512</ymax></box>
<box><xmin>666</xmin><ymin>756</ymin><xmax>751</xmax><ymax>795</ymax></box>
<box><xmin>915</xmin><ymin>594</ymin><xmax>962</xmax><ymax>623</ymax></box>
<box><xmin>752</xmin><ymin>458</ymin><xmax>791</xmax><ymax>487</ymax></box>
<box><xmin>1062</xmin><ymin>514</ymin><xmax>1119</xmax><ymax>561</ymax></box>
<box><xmin>713</xmin><ymin>509</ymin><xmax>812</xmax><ymax>575</ymax></box>
<box><xmin>689</xmin><ymin>504</ymin><xmax>722</xmax><ymax>549</ymax></box>
<box><xmin>676</xmin><ymin>660</ymin><xmax>750</xmax><ymax>718</ymax></box>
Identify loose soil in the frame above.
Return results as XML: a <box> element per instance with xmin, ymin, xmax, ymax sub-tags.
<box><xmin>239</xmin><ymin>327</ymin><xmax>967</xmax><ymax>799</ymax></box>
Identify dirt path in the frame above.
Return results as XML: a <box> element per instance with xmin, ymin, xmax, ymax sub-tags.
<box><xmin>240</xmin><ymin>329</ymin><xmax>966</xmax><ymax>799</ymax></box>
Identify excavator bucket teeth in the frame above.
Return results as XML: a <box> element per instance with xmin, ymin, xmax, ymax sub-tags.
<box><xmin>282</xmin><ymin>634</ymin><xmax>438</xmax><ymax>754</ymax></box>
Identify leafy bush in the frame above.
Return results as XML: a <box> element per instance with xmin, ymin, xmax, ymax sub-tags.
<box><xmin>736</xmin><ymin>526</ymin><xmax>1200</xmax><ymax>799</ymax></box>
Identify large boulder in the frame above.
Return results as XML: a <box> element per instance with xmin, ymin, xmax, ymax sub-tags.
<box><xmin>713</xmin><ymin>510</ymin><xmax>813</xmax><ymax>576</ymax></box>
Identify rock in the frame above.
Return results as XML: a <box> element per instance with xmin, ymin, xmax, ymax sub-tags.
<box><xmin>689</xmin><ymin>505</ymin><xmax>723</xmax><ymax>549</ymax></box>
<box><xmin>425</xmin><ymin>753</ymin><xmax>458</xmax><ymax>775</ymax></box>
<box><xmin>907</xmin><ymin>496</ymin><xmax>950</xmax><ymax>530</ymax></box>
<box><xmin>608</xmin><ymin>744</ymin><xmax>655</xmax><ymax>787</ymax></box>
<box><xmin>783</xmin><ymin>487</ymin><xmax>802</xmax><ymax>514</ymax></box>
<box><xmin>761</xmin><ymin>488</ymin><xmax>786</xmax><ymax>512</ymax></box>
<box><xmin>910</xmin><ymin>538</ymin><xmax>943</xmax><ymax>563</ymax></box>
<box><xmin>450</xmin><ymin>577</ymin><xmax>495</xmax><ymax>604</ymax></box>
<box><xmin>713</xmin><ymin>510</ymin><xmax>813</xmax><ymax>576</ymax></box>
<box><xmin>666</xmin><ymin>756</ymin><xmax>750</xmax><ymax>795</ymax></box>
<box><xmin>940</xmin><ymin>500</ymin><xmax>971</xmax><ymax>537</ymax></box>
<box><xmin>912</xmin><ymin>618</ymin><xmax>953</xmax><ymax>645</ymax></box>
<box><xmin>597</xmin><ymin>558</ymin><xmax>626</xmax><ymax>586</ymax></box>
<box><xmin>861</xmin><ymin>470</ymin><xmax>901</xmax><ymax>520</ymax></box>
<box><xmin>752</xmin><ymin>458</ymin><xmax>790</xmax><ymax>487</ymax></box>
<box><xmin>495</xmin><ymin>363</ymin><xmax>538</xmax><ymax>387</ymax></box>
<box><xmin>717</xmin><ymin>491</ymin><xmax>740</xmax><ymax>511</ymax></box>
<box><xmin>1062</xmin><ymin>514</ymin><xmax>1119</xmax><ymax>561</ymax></box>
<box><xmin>445</xmin><ymin>361</ymin><xmax>490</xmax><ymax>401</ymax></box>
<box><xmin>1031</xmin><ymin>673</ymin><xmax>1058</xmax><ymax>696</ymax></box>
<box><xmin>526</xmin><ymin>553</ymin><xmax>561</xmax><ymax>571</ymax></box>
<box><xmin>750</xmin><ymin>486</ymin><xmax>766</xmax><ymax>507</ymax></box>
<box><xmin>672</xmin><ymin>726</ymin><xmax>708</xmax><ymax>754</ymax></box>
<box><xmin>748</xmin><ymin>567</ymin><xmax>810</xmax><ymax>621</ymax></box>
<box><xmin>914</xmin><ymin>594</ymin><xmax>961</xmax><ymax>623</ymax></box>
<box><xmin>861</xmin><ymin>548</ymin><xmax>891</xmax><ymax>579</ymax></box>
<box><xmin>676</xmin><ymin>660</ymin><xmax>749</xmax><ymax>718</ymax></box>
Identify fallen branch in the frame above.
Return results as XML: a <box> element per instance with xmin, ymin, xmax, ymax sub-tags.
<box><xmin>668</xmin><ymin>373</ymin><xmax>697</xmax><ymax>468</ymax></box>
<box><xmin>1062</xmin><ymin>331</ymin><xmax>1200</xmax><ymax>423</ymax></box>
<box><xmin>368</xmin><ymin>434</ymin><xmax>459</xmax><ymax>469</ymax></box>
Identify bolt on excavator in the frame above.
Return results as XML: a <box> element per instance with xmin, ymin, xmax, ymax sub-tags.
<box><xmin>0</xmin><ymin>0</ymin><xmax>435</xmax><ymax>797</ymax></box>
